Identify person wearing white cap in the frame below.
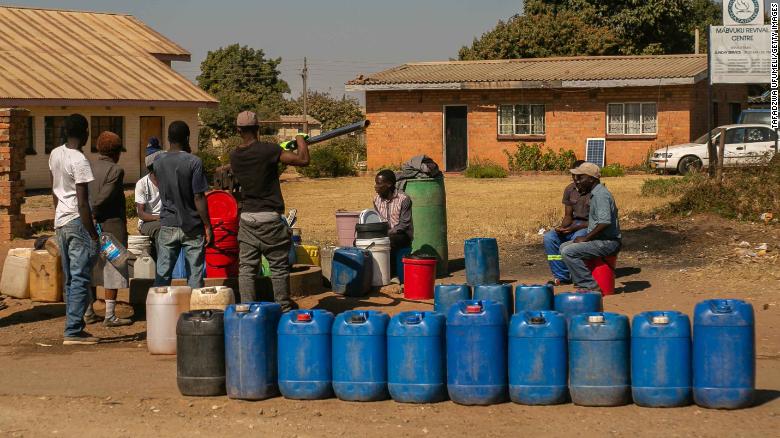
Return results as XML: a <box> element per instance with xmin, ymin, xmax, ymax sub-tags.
<box><xmin>230</xmin><ymin>111</ymin><xmax>310</xmax><ymax>311</ymax></box>
<box><xmin>559</xmin><ymin>162</ymin><xmax>622</xmax><ymax>292</ymax></box>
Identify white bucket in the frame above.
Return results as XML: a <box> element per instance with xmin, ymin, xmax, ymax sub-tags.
<box><xmin>355</xmin><ymin>237</ymin><xmax>391</xmax><ymax>287</ymax></box>
<box><xmin>128</xmin><ymin>235</ymin><xmax>152</xmax><ymax>257</ymax></box>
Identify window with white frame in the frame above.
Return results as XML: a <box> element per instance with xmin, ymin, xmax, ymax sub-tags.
<box><xmin>607</xmin><ymin>102</ymin><xmax>657</xmax><ymax>135</ymax></box>
<box><xmin>498</xmin><ymin>104</ymin><xmax>545</xmax><ymax>135</ymax></box>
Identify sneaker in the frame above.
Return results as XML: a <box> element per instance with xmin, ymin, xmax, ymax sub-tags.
<box><xmin>103</xmin><ymin>315</ymin><xmax>133</xmax><ymax>327</ymax></box>
<box><xmin>63</xmin><ymin>332</ymin><xmax>99</xmax><ymax>345</ymax></box>
<box><xmin>84</xmin><ymin>312</ymin><xmax>102</xmax><ymax>325</ymax></box>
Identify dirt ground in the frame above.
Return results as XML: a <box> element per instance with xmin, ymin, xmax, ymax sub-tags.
<box><xmin>1</xmin><ymin>176</ymin><xmax>779</xmax><ymax>437</ymax></box>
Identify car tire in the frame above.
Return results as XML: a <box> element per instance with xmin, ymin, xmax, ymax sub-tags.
<box><xmin>677</xmin><ymin>156</ymin><xmax>703</xmax><ymax>175</ymax></box>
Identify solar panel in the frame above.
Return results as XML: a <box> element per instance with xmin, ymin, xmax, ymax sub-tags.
<box><xmin>585</xmin><ymin>138</ymin><xmax>606</xmax><ymax>167</ymax></box>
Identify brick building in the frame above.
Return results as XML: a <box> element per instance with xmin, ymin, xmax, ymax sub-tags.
<box><xmin>346</xmin><ymin>54</ymin><xmax>749</xmax><ymax>171</ymax></box>
<box><xmin>0</xmin><ymin>6</ymin><xmax>217</xmax><ymax>189</ymax></box>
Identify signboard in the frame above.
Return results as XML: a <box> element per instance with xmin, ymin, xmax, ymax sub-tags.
<box><xmin>709</xmin><ymin>25</ymin><xmax>771</xmax><ymax>84</ymax></box>
<box><xmin>723</xmin><ymin>0</ymin><xmax>764</xmax><ymax>26</ymax></box>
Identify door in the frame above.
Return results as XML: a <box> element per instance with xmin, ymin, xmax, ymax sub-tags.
<box><xmin>444</xmin><ymin>106</ymin><xmax>467</xmax><ymax>171</ymax></box>
<box><xmin>140</xmin><ymin>117</ymin><xmax>164</xmax><ymax>176</ymax></box>
<box><xmin>743</xmin><ymin>126</ymin><xmax>776</xmax><ymax>165</ymax></box>
<box><xmin>722</xmin><ymin>127</ymin><xmax>746</xmax><ymax>167</ymax></box>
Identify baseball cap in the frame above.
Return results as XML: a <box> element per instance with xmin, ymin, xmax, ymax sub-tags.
<box><xmin>236</xmin><ymin>111</ymin><xmax>258</xmax><ymax>127</ymax></box>
<box><xmin>570</xmin><ymin>162</ymin><xmax>601</xmax><ymax>178</ymax></box>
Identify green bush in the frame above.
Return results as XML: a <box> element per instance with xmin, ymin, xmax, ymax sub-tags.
<box><xmin>195</xmin><ymin>148</ymin><xmax>221</xmax><ymax>185</ymax></box>
<box><xmin>125</xmin><ymin>193</ymin><xmax>137</xmax><ymax>219</ymax></box>
<box><xmin>600</xmin><ymin>163</ymin><xmax>625</xmax><ymax>177</ymax></box>
<box><xmin>297</xmin><ymin>144</ymin><xmax>358</xmax><ymax>178</ymax></box>
<box><xmin>504</xmin><ymin>143</ymin><xmax>576</xmax><ymax>172</ymax></box>
<box><xmin>464</xmin><ymin>159</ymin><xmax>508</xmax><ymax>178</ymax></box>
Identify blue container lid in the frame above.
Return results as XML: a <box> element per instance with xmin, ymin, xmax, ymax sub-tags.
<box><xmin>388</xmin><ymin>311</ymin><xmax>446</xmax><ymax>337</ymax></box>
<box><xmin>278</xmin><ymin>309</ymin><xmax>334</xmax><ymax>335</ymax></box>
<box><xmin>225</xmin><ymin>302</ymin><xmax>281</xmax><ymax>320</ymax></box>
<box><xmin>568</xmin><ymin>312</ymin><xmax>630</xmax><ymax>340</ymax></box>
<box><xmin>464</xmin><ymin>237</ymin><xmax>497</xmax><ymax>245</ymax></box>
<box><xmin>334</xmin><ymin>247</ymin><xmax>371</xmax><ymax>257</ymax></box>
<box><xmin>509</xmin><ymin>310</ymin><xmax>566</xmax><ymax>338</ymax></box>
<box><xmin>632</xmin><ymin>311</ymin><xmax>690</xmax><ymax>338</ymax></box>
<box><xmin>333</xmin><ymin>310</ymin><xmax>389</xmax><ymax>336</ymax></box>
<box><xmin>693</xmin><ymin>299</ymin><xmax>754</xmax><ymax>327</ymax></box>
<box><xmin>446</xmin><ymin>300</ymin><xmax>507</xmax><ymax>326</ymax></box>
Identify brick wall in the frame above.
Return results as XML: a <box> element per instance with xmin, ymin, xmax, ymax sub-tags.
<box><xmin>0</xmin><ymin>108</ymin><xmax>29</xmax><ymax>240</ymax></box>
<box><xmin>365</xmin><ymin>83</ymin><xmax>749</xmax><ymax>170</ymax></box>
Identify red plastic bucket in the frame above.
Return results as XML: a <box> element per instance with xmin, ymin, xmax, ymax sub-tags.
<box><xmin>585</xmin><ymin>255</ymin><xmax>618</xmax><ymax>296</ymax></box>
<box><xmin>403</xmin><ymin>256</ymin><xmax>437</xmax><ymax>300</ymax></box>
<box><xmin>207</xmin><ymin>191</ymin><xmax>238</xmax><ymax>221</ymax></box>
<box><xmin>205</xmin><ymin>246</ymin><xmax>239</xmax><ymax>278</ymax></box>
<box><xmin>212</xmin><ymin>219</ymin><xmax>239</xmax><ymax>248</ymax></box>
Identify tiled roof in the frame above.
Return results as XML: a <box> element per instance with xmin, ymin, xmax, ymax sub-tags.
<box><xmin>346</xmin><ymin>54</ymin><xmax>708</xmax><ymax>90</ymax></box>
<box><xmin>0</xmin><ymin>6</ymin><xmax>217</xmax><ymax>106</ymax></box>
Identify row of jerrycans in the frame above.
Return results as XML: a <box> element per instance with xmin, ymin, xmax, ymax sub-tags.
<box><xmin>146</xmin><ymin>286</ymin><xmax>235</xmax><ymax>354</ymax></box>
<box><xmin>177</xmin><ymin>298</ymin><xmax>755</xmax><ymax>410</ymax></box>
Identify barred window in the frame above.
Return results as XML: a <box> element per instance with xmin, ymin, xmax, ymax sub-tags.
<box><xmin>498</xmin><ymin>104</ymin><xmax>545</xmax><ymax>135</ymax></box>
<box><xmin>90</xmin><ymin>116</ymin><xmax>125</xmax><ymax>152</ymax></box>
<box><xmin>607</xmin><ymin>103</ymin><xmax>657</xmax><ymax>135</ymax></box>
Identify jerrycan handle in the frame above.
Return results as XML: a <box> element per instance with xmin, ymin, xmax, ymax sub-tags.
<box><xmin>712</xmin><ymin>300</ymin><xmax>733</xmax><ymax>314</ymax></box>
<box><xmin>349</xmin><ymin>312</ymin><xmax>368</xmax><ymax>324</ymax></box>
<box><xmin>404</xmin><ymin>313</ymin><xmax>423</xmax><ymax>325</ymax></box>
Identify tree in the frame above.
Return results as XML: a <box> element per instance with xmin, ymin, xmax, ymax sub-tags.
<box><xmin>284</xmin><ymin>91</ymin><xmax>364</xmax><ymax>131</ymax></box>
<box><xmin>459</xmin><ymin>0</ymin><xmax>721</xmax><ymax>60</ymax></box>
<box><xmin>198</xmin><ymin>44</ymin><xmax>290</xmax><ymax>139</ymax></box>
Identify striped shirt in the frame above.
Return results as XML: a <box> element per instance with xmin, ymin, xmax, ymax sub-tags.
<box><xmin>373</xmin><ymin>190</ymin><xmax>413</xmax><ymax>240</ymax></box>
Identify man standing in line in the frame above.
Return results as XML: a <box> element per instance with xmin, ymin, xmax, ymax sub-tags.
<box><xmin>50</xmin><ymin>114</ymin><xmax>101</xmax><ymax>345</ymax></box>
<box><xmin>229</xmin><ymin>111</ymin><xmax>309</xmax><ymax>310</ymax></box>
<box><xmin>560</xmin><ymin>162</ymin><xmax>622</xmax><ymax>292</ymax></box>
<box><xmin>153</xmin><ymin>121</ymin><xmax>212</xmax><ymax>289</ymax></box>
<box><xmin>85</xmin><ymin>131</ymin><xmax>132</xmax><ymax>327</ymax></box>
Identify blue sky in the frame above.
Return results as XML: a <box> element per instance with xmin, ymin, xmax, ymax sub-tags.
<box><xmin>4</xmin><ymin>1</ymin><xmax>776</xmax><ymax>102</ymax></box>
<box><xmin>2</xmin><ymin>0</ymin><xmax>521</xmax><ymax>100</ymax></box>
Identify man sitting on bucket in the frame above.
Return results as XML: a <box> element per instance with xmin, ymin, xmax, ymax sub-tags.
<box><xmin>373</xmin><ymin>170</ymin><xmax>413</xmax><ymax>264</ymax></box>
<box><xmin>560</xmin><ymin>162</ymin><xmax>621</xmax><ymax>293</ymax></box>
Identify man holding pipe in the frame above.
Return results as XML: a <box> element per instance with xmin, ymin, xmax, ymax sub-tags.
<box><xmin>230</xmin><ymin>111</ymin><xmax>310</xmax><ymax>310</ymax></box>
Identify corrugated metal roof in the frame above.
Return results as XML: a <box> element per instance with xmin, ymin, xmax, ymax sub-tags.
<box><xmin>346</xmin><ymin>54</ymin><xmax>708</xmax><ymax>89</ymax></box>
<box><xmin>0</xmin><ymin>6</ymin><xmax>217</xmax><ymax>106</ymax></box>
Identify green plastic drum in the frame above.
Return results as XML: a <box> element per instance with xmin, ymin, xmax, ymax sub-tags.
<box><xmin>404</xmin><ymin>178</ymin><xmax>448</xmax><ymax>277</ymax></box>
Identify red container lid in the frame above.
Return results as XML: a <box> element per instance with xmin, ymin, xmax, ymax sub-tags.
<box><xmin>207</xmin><ymin>191</ymin><xmax>238</xmax><ymax>220</ymax></box>
<box><xmin>296</xmin><ymin>313</ymin><xmax>312</xmax><ymax>322</ymax></box>
<box><xmin>466</xmin><ymin>304</ymin><xmax>482</xmax><ymax>314</ymax></box>
<box><xmin>403</xmin><ymin>255</ymin><xmax>437</xmax><ymax>265</ymax></box>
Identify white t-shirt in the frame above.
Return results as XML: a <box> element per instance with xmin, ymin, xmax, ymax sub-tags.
<box><xmin>49</xmin><ymin>145</ymin><xmax>94</xmax><ymax>228</ymax></box>
<box><xmin>134</xmin><ymin>174</ymin><xmax>161</xmax><ymax>228</ymax></box>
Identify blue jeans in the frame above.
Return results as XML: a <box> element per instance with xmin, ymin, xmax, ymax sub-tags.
<box><xmin>155</xmin><ymin>226</ymin><xmax>205</xmax><ymax>289</ymax></box>
<box><xmin>560</xmin><ymin>239</ymin><xmax>622</xmax><ymax>290</ymax></box>
<box><xmin>57</xmin><ymin>218</ymin><xmax>99</xmax><ymax>337</ymax></box>
<box><xmin>543</xmin><ymin>222</ymin><xmax>588</xmax><ymax>282</ymax></box>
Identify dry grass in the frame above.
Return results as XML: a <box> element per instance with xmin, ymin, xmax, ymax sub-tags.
<box><xmin>22</xmin><ymin>175</ymin><xmax>672</xmax><ymax>246</ymax></box>
<box><xmin>283</xmin><ymin>174</ymin><xmax>672</xmax><ymax>250</ymax></box>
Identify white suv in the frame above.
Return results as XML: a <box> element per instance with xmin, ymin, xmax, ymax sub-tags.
<box><xmin>651</xmin><ymin>124</ymin><xmax>778</xmax><ymax>175</ymax></box>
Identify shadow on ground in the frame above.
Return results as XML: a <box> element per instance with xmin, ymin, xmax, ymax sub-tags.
<box><xmin>0</xmin><ymin>303</ymin><xmax>64</xmax><ymax>329</ymax></box>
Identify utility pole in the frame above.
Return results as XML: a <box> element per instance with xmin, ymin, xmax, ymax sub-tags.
<box><xmin>301</xmin><ymin>57</ymin><xmax>309</xmax><ymax>135</ymax></box>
